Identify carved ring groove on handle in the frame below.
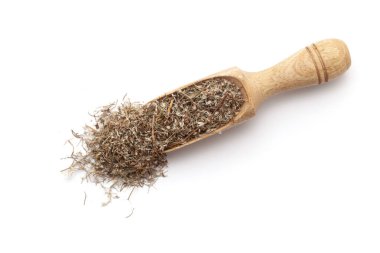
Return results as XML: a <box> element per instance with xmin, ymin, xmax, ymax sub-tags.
<box><xmin>305</xmin><ymin>44</ymin><xmax>329</xmax><ymax>84</ymax></box>
<box><xmin>305</xmin><ymin>46</ymin><xmax>322</xmax><ymax>84</ymax></box>
<box><xmin>312</xmin><ymin>44</ymin><xmax>328</xmax><ymax>82</ymax></box>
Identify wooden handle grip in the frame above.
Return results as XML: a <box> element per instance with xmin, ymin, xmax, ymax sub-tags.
<box><xmin>253</xmin><ymin>39</ymin><xmax>351</xmax><ymax>100</ymax></box>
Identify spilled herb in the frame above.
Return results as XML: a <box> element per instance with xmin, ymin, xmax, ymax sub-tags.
<box><xmin>65</xmin><ymin>77</ymin><xmax>245</xmax><ymax>191</ymax></box>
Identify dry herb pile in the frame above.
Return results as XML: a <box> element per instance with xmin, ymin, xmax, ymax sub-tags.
<box><xmin>67</xmin><ymin>77</ymin><xmax>245</xmax><ymax>190</ymax></box>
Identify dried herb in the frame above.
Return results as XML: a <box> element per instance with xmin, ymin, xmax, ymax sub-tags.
<box><xmin>66</xmin><ymin>77</ymin><xmax>245</xmax><ymax>191</ymax></box>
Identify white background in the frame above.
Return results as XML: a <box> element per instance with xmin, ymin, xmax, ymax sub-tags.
<box><xmin>0</xmin><ymin>0</ymin><xmax>379</xmax><ymax>252</ymax></box>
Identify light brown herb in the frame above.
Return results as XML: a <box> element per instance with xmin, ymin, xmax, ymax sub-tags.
<box><xmin>66</xmin><ymin>77</ymin><xmax>245</xmax><ymax>191</ymax></box>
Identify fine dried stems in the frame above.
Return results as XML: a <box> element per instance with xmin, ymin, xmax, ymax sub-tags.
<box><xmin>65</xmin><ymin>77</ymin><xmax>245</xmax><ymax>191</ymax></box>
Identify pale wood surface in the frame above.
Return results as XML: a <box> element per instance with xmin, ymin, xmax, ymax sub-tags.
<box><xmin>167</xmin><ymin>39</ymin><xmax>351</xmax><ymax>152</ymax></box>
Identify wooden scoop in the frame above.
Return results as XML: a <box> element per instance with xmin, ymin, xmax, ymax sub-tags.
<box><xmin>166</xmin><ymin>39</ymin><xmax>351</xmax><ymax>152</ymax></box>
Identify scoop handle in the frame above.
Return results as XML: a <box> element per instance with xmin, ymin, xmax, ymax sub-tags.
<box><xmin>252</xmin><ymin>39</ymin><xmax>351</xmax><ymax>100</ymax></box>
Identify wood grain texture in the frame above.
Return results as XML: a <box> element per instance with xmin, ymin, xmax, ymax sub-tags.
<box><xmin>165</xmin><ymin>39</ymin><xmax>351</xmax><ymax>152</ymax></box>
<box><xmin>248</xmin><ymin>39</ymin><xmax>351</xmax><ymax>103</ymax></box>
